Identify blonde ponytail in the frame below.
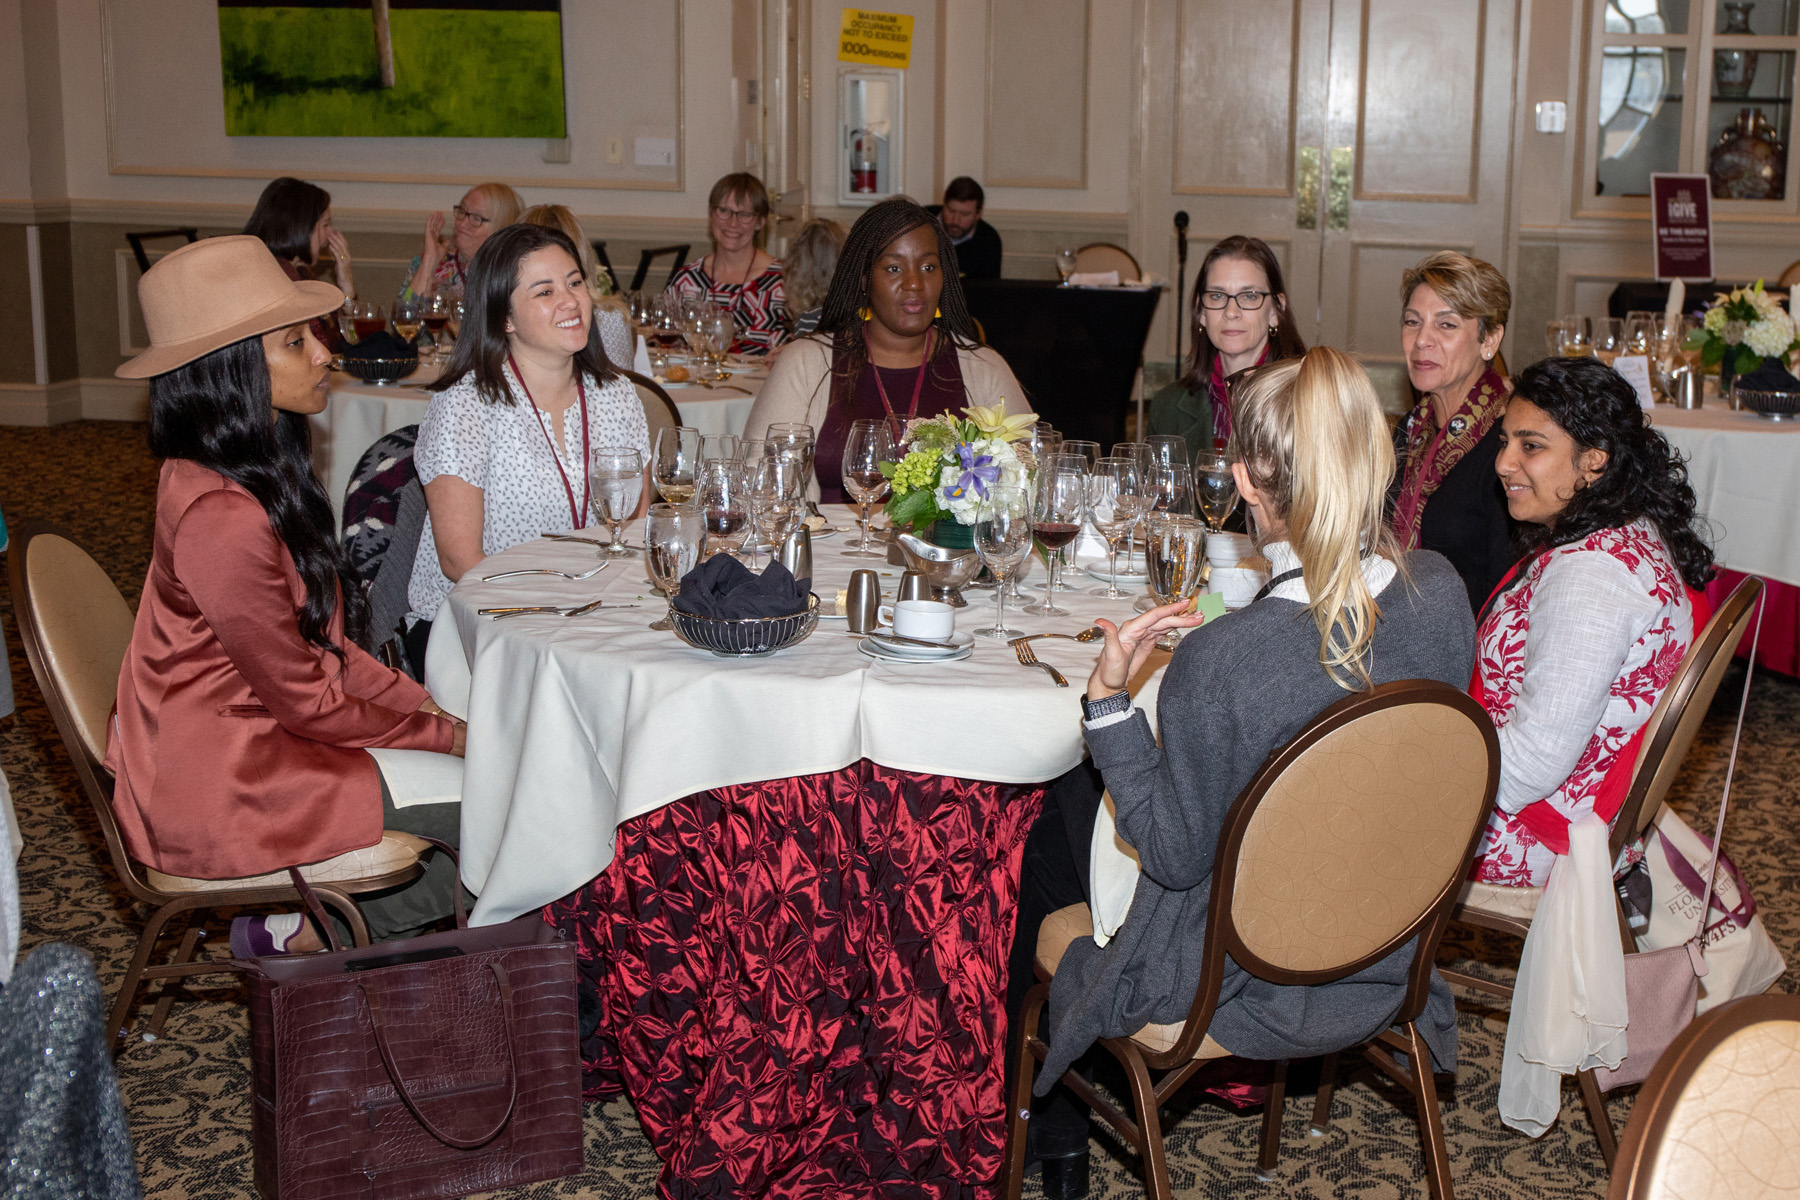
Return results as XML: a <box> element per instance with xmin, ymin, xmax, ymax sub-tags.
<box><xmin>1227</xmin><ymin>347</ymin><xmax>1401</xmax><ymax>691</ymax></box>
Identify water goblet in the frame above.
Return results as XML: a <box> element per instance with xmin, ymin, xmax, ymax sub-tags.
<box><xmin>1055</xmin><ymin>248</ymin><xmax>1078</xmax><ymax>287</ymax></box>
<box><xmin>1194</xmin><ymin>452</ymin><xmax>1240</xmax><ymax>534</ymax></box>
<box><xmin>748</xmin><ymin>454</ymin><xmax>804</xmax><ymax>570</ymax></box>
<box><xmin>1144</xmin><ymin>513</ymin><xmax>1207</xmax><ymax>649</ymax></box>
<box><xmin>588</xmin><ymin>448</ymin><xmax>645</xmax><ymax>555</ymax></box>
<box><xmin>973</xmin><ymin>486</ymin><xmax>1032</xmax><ymax>639</ymax></box>
<box><xmin>645</xmin><ymin>503</ymin><xmax>703</xmax><ymax>631</ymax></box>
<box><xmin>653</xmin><ymin>426</ymin><xmax>701</xmax><ymax>504</ymax></box>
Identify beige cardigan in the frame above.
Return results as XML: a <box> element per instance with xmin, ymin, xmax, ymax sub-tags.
<box><xmin>743</xmin><ymin>335</ymin><xmax>1028</xmax><ymax>441</ymax></box>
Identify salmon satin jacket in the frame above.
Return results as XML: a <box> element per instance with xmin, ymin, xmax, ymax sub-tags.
<box><xmin>105</xmin><ymin>458</ymin><xmax>455</xmax><ymax>879</ymax></box>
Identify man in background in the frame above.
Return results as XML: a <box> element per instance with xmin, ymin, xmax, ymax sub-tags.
<box><xmin>928</xmin><ymin>177</ymin><xmax>1003</xmax><ymax>279</ymax></box>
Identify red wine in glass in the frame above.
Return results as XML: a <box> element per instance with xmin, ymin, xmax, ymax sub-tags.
<box><xmin>422</xmin><ymin>315</ymin><xmax>450</xmax><ymax>335</ymax></box>
<box><xmin>1034</xmin><ymin>522</ymin><xmax>1080</xmax><ymax>551</ymax></box>
<box><xmin>352</xmin><ymin>317</ymin><xmax>386</xmax><ymax>341</ymax></box>
<box><xmin>846</xmin><ymin>469</ymin><xmax>889</xmax><ymax>495</ymax></box>
<box><xmin>704</xmin><ymin>509</ymin><xmax>746</xmax><ymax>538</ymax></box>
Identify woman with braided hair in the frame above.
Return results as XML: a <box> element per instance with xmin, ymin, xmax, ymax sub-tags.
<box><xmin>744</xmin><ymin>196</ymin><xmax>1027</xmax><ymax>502</ymax></box>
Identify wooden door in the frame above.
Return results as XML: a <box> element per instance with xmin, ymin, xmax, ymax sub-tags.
<box><xmin>1314</xmin><ymin>0</ymin><xmax>1520</xmax><ymax>368</ymax></box>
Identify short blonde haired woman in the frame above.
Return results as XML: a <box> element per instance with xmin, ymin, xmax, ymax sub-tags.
<box><xmin>403</xmin><ymin>181</ymin><xmax>524</xmax><ymax>301</ymax></box>
<box><xmin>1007</xmin><ymin>348</ymin><xmax>1478</xmax><ymax>1176</ymax></box>
<box><xmin>518</xmin><ymin>203</ymin><xmax>634</xmax><ymax>368</ymax></box>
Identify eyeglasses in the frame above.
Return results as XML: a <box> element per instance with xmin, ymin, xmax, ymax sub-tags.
<box><xmin>453</xmin><ymin>205</ymin><xmax>492</xmax><ymax>228</ymax></box>
<box><xmin>1199</xmin><ymin>289</ymin><xmax>1271</xmax><ymax>311</ymax></box>
<box><xmin>712</xmin><ymin>206</ymin><xmax>762</xmax><ymax>225</ymax></box>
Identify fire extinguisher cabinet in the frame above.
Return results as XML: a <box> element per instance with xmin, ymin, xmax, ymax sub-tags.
<box><xmin>838</xmin><ymin>69</ymin><xmax>903</xmax><ymax>206</ymax></box>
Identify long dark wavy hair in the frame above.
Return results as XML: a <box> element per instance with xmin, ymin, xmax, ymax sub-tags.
<box><xmin>431</xmin><ymin>223</ymin><xmax>619</xmax><ymax>405</ymax></box>
<box><xmin>815</xmin><ymin>197</ymin><xmax>982</xmax><ymax>411</ymax></box>
<box><xmin>1179</xmin><ymin>235</ymin><xmax>1307</xmax><ymax>394</ymax></box>
<box><xmin>147</xmin><ymin>334</ymin><xmax>366</xmax><ymax>658</ymax></box>
<box><xmin>1509</xmin><ymin>356</ymin><xmax>1714</xmax><ymax>590</ymax></box>
<box><xmin>243</xmin><ymin>177</ymin><xmax>331</xmax><ymax>265</ymax></box>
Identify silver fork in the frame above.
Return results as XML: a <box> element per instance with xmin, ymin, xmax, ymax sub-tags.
<box><xmin>1012</xmin><ymin>639</ymin><xmax>1069</xmax><ymax>687</ymax></box>
<box><xmin>480</xmin><ymin>563</ymin><xmax>610</xmax><ymax>582</ymax></box>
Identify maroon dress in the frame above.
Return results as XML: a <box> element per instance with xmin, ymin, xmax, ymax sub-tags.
<box><xmin>815</xmin><ymin>342</ymin><xmax>970</xmax><ymax>504</ymax></box>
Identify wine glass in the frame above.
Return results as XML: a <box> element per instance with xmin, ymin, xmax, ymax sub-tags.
<box><xmin>841</xmin><ymin>418</ymin><xmax>896</xmax><ymax>557</ymax></box>
<box><xmin>1194</xmin><ymin>453</ymin><xmax>1240</xmax><ymax>534</ymax></box>
<box><xmin>1060</xmin><ymin>440</ymin><xmax>1101</xmax><ymax>469</ymax></box>
<box><xmin>700</xmin><ymin>434</ymin><xmax>739</xmax><ymax>464</ymax></box>
<box><xmin>645</xmin><ymin>503</ymin><xmax>703</xmax><ymax>631</ymax></box>
<box><xmin>1112</xmin><ymin>442</ymin><xmax>1152</xmax><ymax>471</ymax></box>
<box><xmin>1146</xmin><ymin>434</ymin><xmax>1189</xmax><ymax>470</ymax></box>
<box><xmin>1027</xmin><ymin>466</ymin><xmax>1085</xmax><ymax>616</ymax></box>
<box><xmin>1055</xmin><ymin>248</ymin><xmax>1079</xmax><ymax>287</ymax></box>
<box><xmin>703</xmin><ymin>309</ymin><xmax>736</xmax><ymax>375</ymax></box>
<box><xmin>1143</xmin><ymin>513</ymin><xmax>1206</xmax><ymax>649</ymax></box>
<box><xmin>392</xmin><ymin>297</ymin><xmax>424</xmax><ymax>349</ymax></box>
<box><xmin>421</xmin><ymin>293</ymin><xmax>453</xmax><ymax>360</ymax></box>
<box><xmin>1147</xmin><ymin>463</ymin><xmax>1194</xmax><ymax>516</ymax></box>
<box><xmin>588</xmin><ymin>448</ymin><xmax>644</xmax><ymax>556</ymax></box>
<box><xmin>1592</xmin><ymin>317</ymin><xmax>1625</xmax><ymax>365</ymax></box>
<box><xmin>973</xmin><ymin>485</ymin><xmax>1032</xmax><ymax>639</ymax></box>
<box><xmin>350</xmin><ymin>300</ymin><xmax>386</xmax><ymax>344</ymax></box>
<box><xmin>1544</xmin><ymin>319</ymin><xmax>1569</xmax><ymax>359</ymax></box>
<box><xmin>1557</xmin><ymin>314</ymin><xmax>1592</xmax><ymax>357</ymax></box>
<box><xmin>446</xmin><ymin>298</ymin><xmax>464</xmax><ymax>341</ymax></box>
<box><xmin>736</xmin><ymin>437</ymin><xmax>770</xmax><ymax>466</ymax></box>
<box><xmin>653</xmin><ymin>426</ymin><xmax>701</xmax><ymax>504</ymax></box>
<box><xmin>748</xmin><ymin>454</ymin><xmax>803</xmax><ymax>570</ymax></box>
<box><xmin>696</xmin><ymin>458</ymin><xmax>751</xmax><ymax>561</ymax></box>
<box><xmin>1088</xmin><ymin>456</ymin><xmax>1144</xmax><ymax>599</ymax></box>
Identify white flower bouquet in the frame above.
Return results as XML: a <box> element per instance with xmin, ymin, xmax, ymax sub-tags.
<box><xmin>882</xmin><ymin>404</ymin><xmax>1038</xmax><ymax>531</ymax></box>
<box><xmin>1686</xmin><ymin>280</ymin><xmax>1800</xmax><ymax>380</ymax></box>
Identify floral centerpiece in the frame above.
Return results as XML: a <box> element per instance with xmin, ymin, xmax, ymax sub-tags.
<box><xmin>1684</xmin><ymin>280</ymin><xmax>1800</xmax><ymax>392</ymax></box>
<box><xmin>882</xmin><ymin>404</ymin><xmax>1038</xmax><ymax>544</ymax></box>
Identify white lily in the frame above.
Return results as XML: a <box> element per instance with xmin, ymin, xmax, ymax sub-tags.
<box><xmin>962</xmin><ymin>402</ymin><xmax>1039</xmax><ymax>442</ymax></box>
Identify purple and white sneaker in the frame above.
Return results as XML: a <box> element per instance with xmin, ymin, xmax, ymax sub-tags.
<box><xmin>230</xmin><ymin>913</ymin><xmax>307</xmax><ymax>958</ymax></box>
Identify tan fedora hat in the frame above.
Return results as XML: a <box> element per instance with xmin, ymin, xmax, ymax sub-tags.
<box><xmin>116</xmin><ymin>235</ymin><xmax>345</xmax><ymax>379</ymax></box>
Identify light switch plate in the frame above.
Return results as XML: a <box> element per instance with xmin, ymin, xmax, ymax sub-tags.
<box><xmin>1535</xmin><ymin>101</ymin><xmax>1567</xmax><ymax>133</ymax></box>
<box><xmin>605</xmin><ymin>136</ymin><xmax>623</xmax><ymax>165</ymax></box>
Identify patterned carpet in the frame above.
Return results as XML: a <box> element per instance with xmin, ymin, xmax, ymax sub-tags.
<box><xmin>2</xmin><ymin>420</ymin><xmax>1795</xmax><ymax>1199</ymax></box>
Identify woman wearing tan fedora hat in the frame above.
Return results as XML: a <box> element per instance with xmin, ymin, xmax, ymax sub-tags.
<box><xmin>109</xmin><ymin>235</ymin><xmax>465</xmax><ymax>956</ymax></box>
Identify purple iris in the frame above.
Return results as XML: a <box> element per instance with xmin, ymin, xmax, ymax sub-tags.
<box><xmin>942</xmin><ymin>442</ymin><xmax>1001</xmax><ymax>503</ymax></box>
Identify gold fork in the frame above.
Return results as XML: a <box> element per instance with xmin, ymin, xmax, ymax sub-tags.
<box><xmin>1008</xmin><ymin>627</ymin><xmax>1104</xmax><ymax>648</ymax></box>
<box><xmin>1012</xmin><ymin>639</ymin><xmax>1069</xmax><ymax>687</ymax></box>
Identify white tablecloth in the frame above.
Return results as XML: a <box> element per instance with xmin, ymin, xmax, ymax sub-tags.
<box><xmin>424</xmin><ymin>509</ymin><xmax>1169</xmax><ymax>924</ymax></box>
<box><xmin>1650</xmin><ymin>405</ymin><xmax>1800</xmax><ymax>587</ymax></box>
<box><xmin>310</xmin><ymin>368</ymin><xmax>761</xmax><ymax>521</ymax></box>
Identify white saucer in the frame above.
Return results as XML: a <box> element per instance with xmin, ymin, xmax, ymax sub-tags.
<box><xmin>858</xmin><ymin>630</ymin><xmax>975</xmax><ymax>661</ymax></box>
<box><xmin>1084</xmin><ymin>563</ymin><xmax>1149</xmax><ymax>585</ymax></box>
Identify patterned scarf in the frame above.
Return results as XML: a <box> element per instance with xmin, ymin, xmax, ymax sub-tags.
<box><xmin>1390</xmin><ymin>366</ymin><xmax>1508</xmax><ymax>550</ymax></box>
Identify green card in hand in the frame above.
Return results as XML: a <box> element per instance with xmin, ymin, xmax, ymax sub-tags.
<box><xmin>1189</xmin><ymin>591</ymin><xmax>1228</xmax><ymax>623</ymax></box>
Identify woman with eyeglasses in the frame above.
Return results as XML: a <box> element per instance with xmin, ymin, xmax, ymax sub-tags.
<box><xmin>1388</xmin><ymin>251</ymin><xmax>1516</xmax><ymax>613</ymax></box>
<box><xmin>668</xmin><ymin>172</ymin><xmax>788</xmax><ymax>355</ymax></box>
<box><xmin>1144</xmin><ymin>235</ymin><xmax>1307</xmax><ymax>454</ymax></box>
<box><xmin>400</xmin><ymin>182</ymin><xmax>524</xmax><ymax>302</ymax></box>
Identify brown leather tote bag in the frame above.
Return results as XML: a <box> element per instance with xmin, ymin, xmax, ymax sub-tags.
<box><xmin>238</xmin><ymin>856</ymin><xmax>583</xmax><ymax>1200</ymax></box>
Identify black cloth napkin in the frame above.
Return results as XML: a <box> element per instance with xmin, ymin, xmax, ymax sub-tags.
<box><xmin>1735</xmin><ymin>360</ymin><xmax>1800</xmax><ymax>393</ymax></box>
<box><xmin>671</xmin><ymin>556</ymin><xmax>811</xmax><ymax>618</ymax></box>
<box><xmin>345</xmin><ymin>330</ymin><xmax>416</xmax><ymax>361</ymax></box>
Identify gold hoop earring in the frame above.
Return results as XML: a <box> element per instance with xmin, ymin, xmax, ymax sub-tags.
<box><xmin>858</xmin><ymin>306</ymin><xmax>872</xmax><ymax>321</ymax></box>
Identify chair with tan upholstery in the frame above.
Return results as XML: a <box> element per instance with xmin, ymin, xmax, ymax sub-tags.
<box><xmin>1440</xmin><ymin>574</ymin><xmax>1765</xmax><ymax>1166</ymax></box>
<box><xmin>1608</xmin><ymin>993</ymin><xmax>1800</xmax><ymax>1199</ymax></box>
<box><xmin>1073</xmin><ymin>242</ymin><xmax>1141</xmax><ymax>282</ymax></box>
<box><xmin>623</xmin><ymin>368</ymin><xmax>682</xmax><ymax>438</ymax></box>
<box><xmin>1005</xmin><ymin>680</ymin><xmax>1500</xmax><ymax>1200</ymax></box>
<box><xmin>8</xmin><ymin>523</ymin><xmax>430</xmax><ymax>1049</ymax></box>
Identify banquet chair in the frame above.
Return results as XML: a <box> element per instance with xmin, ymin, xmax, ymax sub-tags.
<box><xmin>1439</xmin><ymin>574</ymin><xmax>1765</xmax><ymax>1167</ymax></box>
<box><xmin>8</xmin><ymin>523</ymin><xmax>431</xmax><ymax>1049</ymax></box>
<box><xmin>125</xmin><ymin>227</ymin><xmax>198</xmax><ymax>274</ymax></box>
<box><xmin>1778</xmin><ymin>258</ymin><xmax>1800</xmax><ymax>288</ymax></box>
<box><xmin>590</xmin><ymin>239</ymin><xmax>622</xmax><ymax>292</ymax></box>
<box><xmin>628</xmin><ymin>244</ymin><xmax>691</xmax><ymax>292</ymax></box>
<box><xmin>1073</xmin><ymin>242</ymin><xmax>1141</xmax><ymax>282</ymax></box>
<box><xmin>341</xmin><ymin>425</ymin><xmax>426</xmax><ymax>676</ymax></box>
<box><xmin>1006</xmin><ymin>680</ymin><xmax>1500</xmax><ymax>1200</ymax></box>
<box><xmin>623</xmin><ymin>369</ymin><xmax>682</xmax><ymax>435</ymax></box>
<box><xmin>1608</xmin><ymin>993</ymin><xmax>1800</xmax><ymax>1199</ymax></box>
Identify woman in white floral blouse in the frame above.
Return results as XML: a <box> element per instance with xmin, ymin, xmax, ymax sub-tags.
<box><xmin>1469</xmin><ymin>355</ymin><xmax>1716</xmax><ymax>888</ymax></box>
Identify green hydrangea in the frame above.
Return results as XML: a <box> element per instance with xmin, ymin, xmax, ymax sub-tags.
<box><xmin>890</xmin><ymin>449</ymin><xmax>942</xmax><ymax>495</ymax></box>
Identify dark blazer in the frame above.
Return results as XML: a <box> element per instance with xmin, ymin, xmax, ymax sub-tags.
<box><xmin>927</xmin><ymin>207</ymin><xmax>1004</xmax><ymax>278</ymax></box>
<box><xmin>1389</xmin><ymin>420</ymin><xmax>1518</xmax><ymax>613</ymax></box>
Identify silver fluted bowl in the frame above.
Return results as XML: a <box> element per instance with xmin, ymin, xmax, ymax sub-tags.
<box><xmin>892</xmin><ymin>533</ymin><xmax>984</xmax><ymax>608</ymax></box>
<box><xmin>1735</xmin><ymin>389</ymin><xmax>1800</xmax><ymax>420</ymax></box>
<box><xmin>668</xmin><ymin>593</ymin><xmax>820</xmax><ymax>657</ymax></box>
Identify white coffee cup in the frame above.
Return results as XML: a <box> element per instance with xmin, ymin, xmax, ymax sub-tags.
<box><xmin>877</xmin><ymin>599</ymin><xmax>956</xmax><ymax>641</ymax></box>
<box><xmin>1209</xmin><ymin>565</ymin><xmax>1268</xmax><ymax>609</ymax></box>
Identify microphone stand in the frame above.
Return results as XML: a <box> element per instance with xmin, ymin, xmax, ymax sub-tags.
<box><xmin>1173</xmin><ymin>211</ymin><xmax>1190</xmax><ymax>372</ymax></box>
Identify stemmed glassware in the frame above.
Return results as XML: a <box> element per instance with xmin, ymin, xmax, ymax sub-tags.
<box><xmin>702</xmin><ymin>309</ymin><xmax>736</xmax><ymax>377</ymax></box>
<box><xmin>1194</xmin><ymin>452</ymin><xmax>1241</xmax><ymax>534</ymax></box>
<box><xmin>1143</xmin><ymin>513</ymin><xmax>1207</xmax><ymax>649</ymax></box>
<box><xmin>653</xmin><ymin>426</ymin><xmax>701</xmax><ymax>504</ymax></box>
<box><xmin>1055</xmin><ymin>248</ymin><xmax>1079</xmax><ymax>286</ymax></box>
<box><xmin>973</xmin><ymin>486</ymin><xmax>1032</xmax><ymax>639</ymax></box>
<box><xmin>392</xmin><ymin>297</ymin><xmax>424</xmax><ymax>350</ymax></box>
<box><xmin>1027</xmin><ymin>466</ymin><xmax>1085</xmax><ymax>616</ymax></box>
<box><xmin>421</xmin><ymin>293</ymin><xmax>453</xmax><ymax>360</ymax></box>
<box><xmin>1145</xmin><ymin>434</ymin><xmax>1189</xmax><ymax>471</ymax></box>
<box><xmin>1557</xmin><ymin>314</ymin><xmax>1592</xmax><ymax>357</ymax></box>
<box><xmin>1060</xmin><ymin>440</ymin><xmax>1101</xmax><ymax>469</ymax></box>
<box><xmin>1147</xmin><ymin>463</ymin><xmax>1194</xmax><ymax>516</ymax></box>
<box><xmin>700</xmin><ymin>434</ymin><xmax>739</xmax><ymax>464</ymax></box>
<box><xmin>696</xmin><ymin>458</ymin><xmax>751</xmax><ymax>561</ymax></box>
<box><xmin>645</xmin><ymin>503</ymin><xmax>702</xmax><ymax>631</ymax></box>
<box><xmin>349</xmin><ymin>300</ymin><xmax>386</xmax><ymax>344</ymax></box>
<box><xmin>1592</xmin><ymin>317</ymin><xmax>1625</xmax><ymax>365</ymax></box>
<box><xmin>748</xmin><ymin>454</ymin><xmax>803</xmax><ymax>570</ymax></box>
<box><xmin>841</xmin><ymin>418</ymin><xmax>896</xmax><ymax>557</ymax></box>
<box><xmin>588</xmin><ymin>447</ymin><xmax>644</xmax><ymax>555</ymax></box>
<box><xmin>1088</xmin><ymin>456</ymin><xmax>1145</xmax><ymax>598</ymax></box>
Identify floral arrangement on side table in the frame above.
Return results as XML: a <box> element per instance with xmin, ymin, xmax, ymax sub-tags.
<box><xmin>882</xmin><ymin>404</ymin><xmax>1038</xmax><ymax>533</ymax></box>
<box><xmin>1685</xmin><ymin>280</ymin><xmax>1800</xmax><ymax>390</ymax></box>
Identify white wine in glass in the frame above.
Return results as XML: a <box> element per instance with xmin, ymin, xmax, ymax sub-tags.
<box><xmin>1194</xmin><ymin>453</ymin><xmax>1240</xmax><ymax>533</ymax></box>
<box><xmin>654</xmin><ymin>426</ymin><xmax>701</xmax><ymax>505</ymax></box>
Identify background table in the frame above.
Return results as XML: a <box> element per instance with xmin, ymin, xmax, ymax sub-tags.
<box><xmin>1651</xmin><ymin>404</ymin><xmax>1800</xmax><ymax>674</ymax></box>
<box><xmin>963</xmin><ymin>280</ymin><xmax>1162</xmax><ymax>448</ymax></box>
<box><xmin>310</xmin><ymin>367</ymin><xmax>761</xmax><ymax>521</ymax></box>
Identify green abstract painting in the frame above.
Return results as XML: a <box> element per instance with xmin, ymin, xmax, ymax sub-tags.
<box><xmin>218</xmin><ymin>1</ymin><xmax>566</xmax><ymax>138</ymax></box>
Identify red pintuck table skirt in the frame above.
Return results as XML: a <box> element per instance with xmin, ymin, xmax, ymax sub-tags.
<box><xmin>544</xmin><ymin>760</ymin><xmax>1045</xmax><ymax>1200</ymax></box>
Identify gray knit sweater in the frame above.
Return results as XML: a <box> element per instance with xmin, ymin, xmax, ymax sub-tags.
<box><xmin>1037</xmin><ymin>550</ymin><xmax>1476</xmax><ymax>1091</ymax></box>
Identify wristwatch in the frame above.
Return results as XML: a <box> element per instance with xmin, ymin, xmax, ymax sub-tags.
<box><xmin>1080</xmin><ymin>689</ymin><xmax>1132</xmax><ymax>723</ymax></box>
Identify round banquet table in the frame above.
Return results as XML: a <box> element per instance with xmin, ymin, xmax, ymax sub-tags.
<box><xmin>422</xmin><ymin>510</ymin><xmax>1171</xmax><ymax>1198</ymax></box>
<box><xmin>310</xmin><ymin>363</ymin><xmax>762</xmax><ymax>522</ymax></box>
<box><xmin>1650</xmin><ymin>404</ymin><xmax>1800</xmax><ymax>675</ymax></box>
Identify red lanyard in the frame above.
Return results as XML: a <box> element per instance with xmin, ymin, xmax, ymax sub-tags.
<box><xmin>508</xmin><ymin>353</ymin><xmax>591</xmax><ymax>529</ymax></box>
<box><xmin>870</xmin><ymin>329</ymin><xmax>936</xmax><ymax>427</ymax></box>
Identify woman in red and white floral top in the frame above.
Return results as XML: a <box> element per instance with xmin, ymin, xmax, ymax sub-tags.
<box><xmin>1470</xmin><ymin>355</ymin><xmax>1716</xmax><ymax>888</ymax></box>
<box><xmin>669</xmin><ymin>172</ymin><xmax>788</xmax><ymax>355</ymax></box>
